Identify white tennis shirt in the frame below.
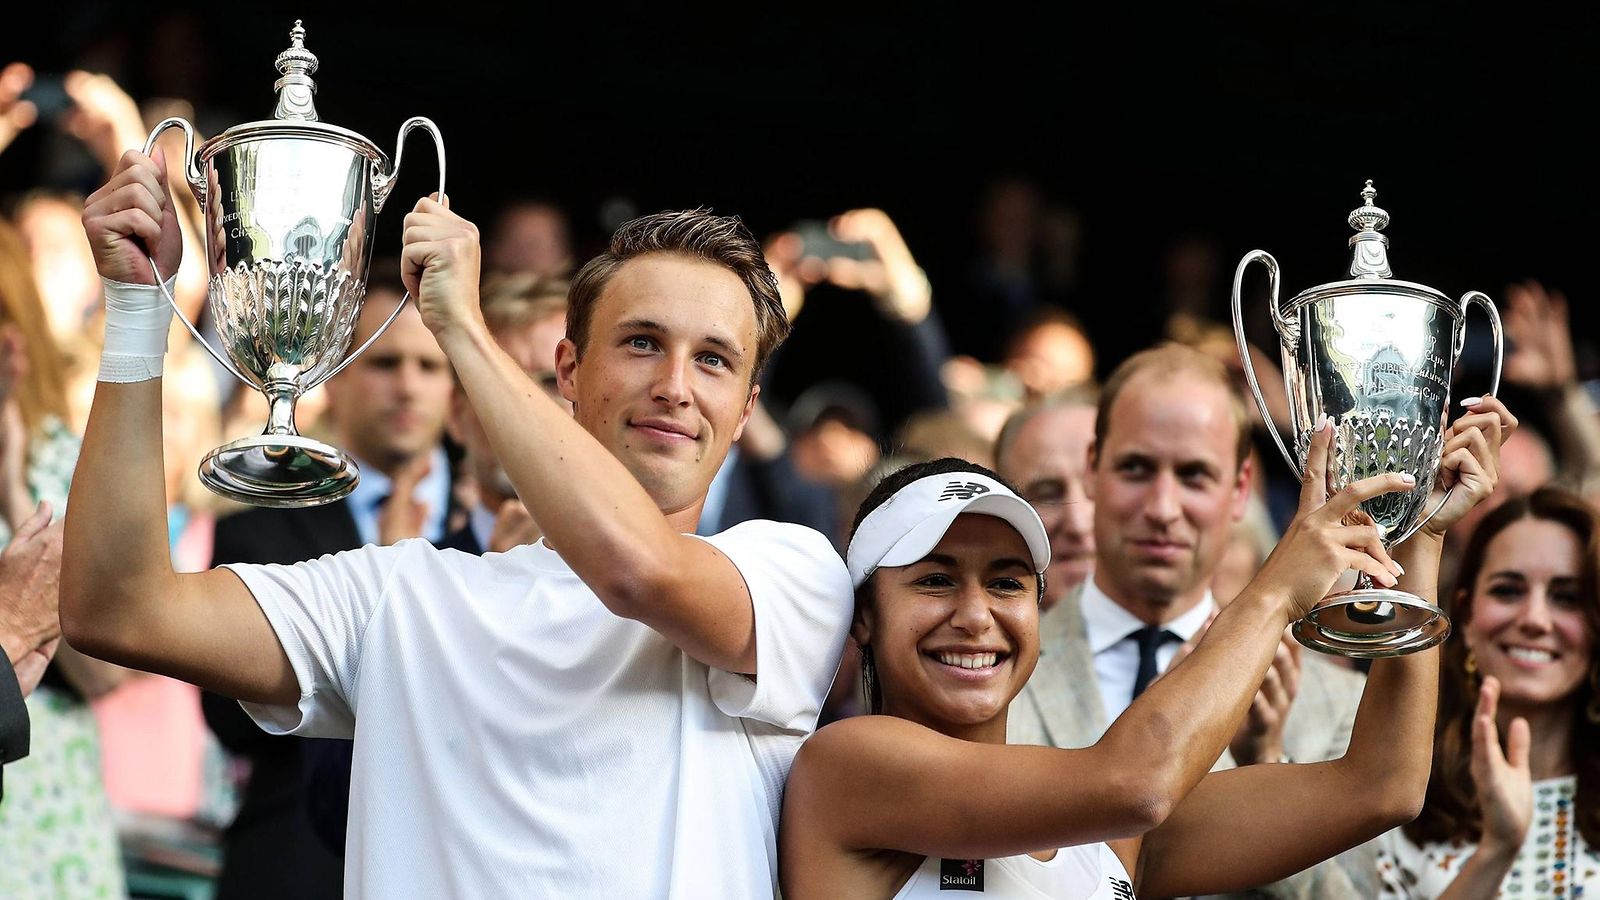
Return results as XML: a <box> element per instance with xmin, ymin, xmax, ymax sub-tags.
<box><xmin>227</xmin><ymin>519</ymin><xmax>851</xmax><ymax>898</ymax></box>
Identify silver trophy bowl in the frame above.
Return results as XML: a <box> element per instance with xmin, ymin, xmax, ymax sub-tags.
<box><xmin>1232</xmin><ymin>182</ymin><xmax>1503</xmax><ymax>658</ymax></box>
<box><xmin>141</xmin><ymin>20</ymin><xmax>444</xmax><ymax>507</ymax></box>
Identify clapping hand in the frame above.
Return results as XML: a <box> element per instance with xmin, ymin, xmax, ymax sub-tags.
<box><xmin>1229</xmin><ymin>634</ymin><xmax>1302</xmax><ymax>766</ymax></box>
<box><xmin>0</xmin><ymin>503</ymin><xmax>63</xmax><ymax>690</ymax></box>
<box><xmin>1470</xmin><ymin>676</ymin><xmax>1533</xmax><ymax>856</ymax></box>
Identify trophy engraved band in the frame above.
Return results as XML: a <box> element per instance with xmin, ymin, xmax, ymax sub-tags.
<box><xmin>140</xmin><ymin>20</ymin><xmax>445</xmax><ymax>507</ymax></box>
<box><xmin>1232</xmin><ymin>182</ymin><xmax>1504</xmax><ymax>658</ymax></box>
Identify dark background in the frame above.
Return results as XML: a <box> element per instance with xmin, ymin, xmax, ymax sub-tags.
<box><xmin>5</xmin><ymin>0</ymin><xmax>1595</xmax><ymax>374</ymax></box>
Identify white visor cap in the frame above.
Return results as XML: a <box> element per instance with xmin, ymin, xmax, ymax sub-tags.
<box><xmin>846</xmin><ymin>471</ymin><xmax>1051</xmax><ymax>588</ymax></box>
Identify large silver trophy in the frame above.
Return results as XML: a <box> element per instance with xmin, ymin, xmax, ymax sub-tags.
<box><xmin>1232</xmin><ymin>182</ymin><xmax>1503</xmax><ymax>657</ymax></box>
<box><xmin>142</xmin><ymin>20</ymin><xmax>444</xmax><ymax>507</ymax></box>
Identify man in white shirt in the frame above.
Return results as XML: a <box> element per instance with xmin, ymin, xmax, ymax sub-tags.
<box><xmin>62</xmin><ymin>151</ymin><xmax>852</xmax><ymax>899</ymax></box>
<box><xmin>1007</xmin><ymin>343</ymin><xmax>1368</xmax><ymax>898</ymax></box>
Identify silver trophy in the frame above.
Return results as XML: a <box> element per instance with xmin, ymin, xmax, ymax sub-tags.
<box><xmin>141</xmin><ymin>20</ymin><xmax>444</xmax><ymax>507</ymax></box>
<box><xmin>1232</xmin><ymin>182</ymin><xmax>1503</xmax><ymax>657</ymax></box>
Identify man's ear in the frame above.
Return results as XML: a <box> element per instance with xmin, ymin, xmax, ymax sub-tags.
<box><xmin>1084</xmin><ymin>439</ymin><xmax>1099</xmax><ymax>500</ymax></box>
<box><xmin>555</xmin><ymin>338</ymin><xmax>580</xmax><ymax>405</ymax></box>
<box><xmin>1230</xmin><ymin>453</ymin><xmax>1255</xmax><ymax>522</ymax></box>
<box><xmin>730</xmin><ymin>384</ymin><xmax>760</xmax><ymax>443</ymax></box>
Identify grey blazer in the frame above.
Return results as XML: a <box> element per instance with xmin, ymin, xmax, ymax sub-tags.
<box><xmin>1</xmin><ymin>655</ymin><xmax>29</xmax><ymax>802</ymax></box>
<box><xmin>1008</xmin><ymin>589</ymin><xmax>1372</xmax><ymax>899</ymax></box>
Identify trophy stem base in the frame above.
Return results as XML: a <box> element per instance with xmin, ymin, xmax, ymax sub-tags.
<box><xmin>1292</xmin><ymin>588</ymin><xmax>1450</xmax><ymax>659</ymax></box>
<box><xmin>199</xmin><ymin>434</ymin><xmax>359</xmax><ymax>508</ymax></box>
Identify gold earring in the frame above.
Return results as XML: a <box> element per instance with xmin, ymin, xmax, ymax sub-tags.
<box><xmin>1464</xmin><ymin>650</ymin><xmax>1478</xmax><ymax>676</ymax></box>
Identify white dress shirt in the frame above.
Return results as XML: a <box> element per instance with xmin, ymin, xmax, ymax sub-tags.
<box><xmin>345</xmin><ymin>446</ymin><xmax>452</xmax><ymax>547</ymax></box>
<box><xmin>1079</xmin><ymin>573</ymin><xmax>1216</xmax><ymax>722</ymax></box>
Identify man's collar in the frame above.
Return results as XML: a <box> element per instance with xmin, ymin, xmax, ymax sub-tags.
<box><xmin>1080</xmin><ymin>572</ymin><xmax>1216</xmax><ymax>654</ymax></box>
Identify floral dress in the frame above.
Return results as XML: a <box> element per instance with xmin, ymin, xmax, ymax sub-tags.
<box><xmin>0</xmin><ymin>416</ymin><xmax>126</xmax><ymax>899</ymax></box>
<box><xmin>1377</xmin><ymin>775</ymin><xmax>1600</xmax><ymax>898</ymax></box>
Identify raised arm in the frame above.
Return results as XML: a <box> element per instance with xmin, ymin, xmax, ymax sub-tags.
<box><xmin>782</xmin><ymin>422</ymin><xmax>1411</xmax><ymax>866</ymax></box>
<box><xmin>59</xmin><ymin>150</ymin><xmax>296</xmax><ymax>705</ymax></box>
<box><xmin>403</xmin><ymin>199</ymin><xmax>764</xmax><ymax>673</ymax></box>
<box><xmin>1134</xmin><ymin>397</ymin><xmax>1516</xmax><ymax>898</ymax></box>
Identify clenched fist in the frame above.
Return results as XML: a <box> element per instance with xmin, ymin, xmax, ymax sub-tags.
<box><xmin>401</xmin><ymin>195</ymin><xmax>484</xmax><ymax>341</ymax></box>
<box><xmin>81</xmin><ymin>149</ymin><xmax>183</xmax><ymax>285</ymax></box>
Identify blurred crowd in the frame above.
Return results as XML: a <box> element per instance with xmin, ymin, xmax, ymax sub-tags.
<box><xmin>2</xmin><ymin>23</ymin><xmax>1600</xmax><ymax>900</ymax></box>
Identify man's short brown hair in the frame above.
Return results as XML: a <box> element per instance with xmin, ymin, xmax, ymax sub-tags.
<box><xmin>1094</xmin><ymin>343</ymin><xmax>1252</xmax><ymax>469</ymax></box>
<box><xmin>565</xmin><ymin>209</ymin><xmax>789</xmax><ymax>380</ymax></box>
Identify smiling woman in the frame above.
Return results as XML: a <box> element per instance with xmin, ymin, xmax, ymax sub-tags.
<box><xmin>778</xmin><ymin>397</ymin><xmax>1506</xmax><ymax>899</ymax></box>
<box><xmin>1378</xmin><ymin>486</ymin><xmax>1600</xmax><ymax>899</ymax></box>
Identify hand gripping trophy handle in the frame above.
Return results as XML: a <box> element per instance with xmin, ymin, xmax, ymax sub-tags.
<box><xmin>318</xmin><ymin>116</ymin><xmax>447</xmax><ymax>384</ymax></box>
<box><xmin>140</xmin><ymin>116</ymin><xmax>254</xmax><ymax>387</ymax></box>
<box><xmin>1231</xmin><ymin>255</ymin><xmax>1506</xmax><ymax>544</ymax></box>
<box><xmin>137</xmin><ymin>115</ymin><xmax>448</xmax><ymax>394</ymax></box>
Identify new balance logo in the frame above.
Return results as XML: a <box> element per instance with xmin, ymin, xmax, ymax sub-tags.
<box><xmin>938</xmin><ymin>482</ymin><xmax>990</xmax><ymax>501</ymax></box>
<box><xmin>1110</xmin><ymin>876</ymin><xmax>1137</xmax><ymax>899</ymax></box>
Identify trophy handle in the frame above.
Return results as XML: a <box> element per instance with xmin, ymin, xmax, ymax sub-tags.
<box><xmin>316</xmin><ymin>117</ymin><xmax>448</xmax><ymax>386</ymax></box>
<box><xmin>1394</xmin><ymin>290</ymin><xmax>1507</xmax><ymax>544</ymax></box>
<box><xmin>1456</xmin><ymin>291</ymin><xmax>1505</xmax><ymax>397</ymax></box>
<box><xmin>1231</xmin><ymin>250</ymin><xmax>1299</xmax><ymax>472</ymax></box>
<box><xmin>142</xmin><ymin>116</ymin><xmax>205</xmax><ymax>203</ymax></box>
<box><xmin>138</xmin><ymin>118</ymin><xmax>255</xmax><ymax>387</ymax></box>
<box><xmin>372</xmin><ymin>116</ymin><xmax>446</xmax><ymax>214</ymax></box>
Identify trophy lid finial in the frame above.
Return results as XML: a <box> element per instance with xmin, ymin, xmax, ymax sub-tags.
<box><xmin>1347</xmin><ymin>179</ymin><xmax>1392</xmax><ymax>278</ymax></box>
<box><xmin>273</xmin><ymin>19</ymin><xmax>320</xmax><ymax>122</ymax></box>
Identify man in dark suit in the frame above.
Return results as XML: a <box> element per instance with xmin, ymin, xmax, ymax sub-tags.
<box><xmin>0</xmin><ymin>504</ymin><xmax>62</xmax><ymax>802</ymax></box>
<box><xmin>204</xmin><ymin>284</ymin><xmax>457</xmax><ymax>899</ymax></box>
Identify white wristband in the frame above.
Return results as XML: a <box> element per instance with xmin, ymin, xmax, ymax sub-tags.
<box><xmin>98</xmin><ymin>276</ymin><xmax>178</xmax><ymax>383</ymax></box>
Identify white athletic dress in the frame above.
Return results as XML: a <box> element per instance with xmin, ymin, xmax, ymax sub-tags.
<box><xmin>892</xmin><ymin>843</ymin><xmax>1136</xmax><ymax>898</ymax></box>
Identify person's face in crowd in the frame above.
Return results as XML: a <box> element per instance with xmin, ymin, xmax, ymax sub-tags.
<box><xmin>325</xmin><ymin>289</ymin><xmax>453</xmax><ymax>472</ymax></box>
<box><xmin>1000</xmin><ymin>405</ymin><xmax>1097</xmax><ymax>607</ymax></box>
<box><xmin>489</xmin><ymin>204</ymin><xmax>572</xmax><ymax>277</ymax></box>
<box><xmin>1005</xmin><ymin>321</ymin><xmax>1094</xmax><ymax>399</ymax></box>
<box><xmin>450</xmin><ymin>310</ymin><xmax>569</xmax><ymax>505</ymax></box>
<box><xmin>557</xmin><ymin>253</ymin><xmax>759</xmax><ymax>516</ymax></box>
<box><xmin>791</xmin><ymin>416</ymin><xmax>880</xmax><ymax>489</ymax></box>
<box><xmin>16</xmin><ymin>196</ymin><xmax>99</xmax><ymax>348</ymax></box>
<box><xmin>854</xmin><ymin>514</ymin><xmax>1041</xmax><ymax>733</ymax></box>
<box><xmin>1090</xmin><ymin>372</ymin><xmax>1251</xmax><ymax>618</ymax></box>
<box><xmin>1464</xmin><ymin>516</ymin><xmax>1592</xmax><ymax>711</ymax></box>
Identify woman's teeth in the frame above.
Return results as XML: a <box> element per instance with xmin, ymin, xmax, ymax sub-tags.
<box><xmin>1506</xmin><ymin>647</ymin><xmax>1556</xmax><ymax>664</ymax></box>
<box><xmin>935</xmin><ymin>651</ymin><xmax>999</xmax><ymax>669</ymax></box>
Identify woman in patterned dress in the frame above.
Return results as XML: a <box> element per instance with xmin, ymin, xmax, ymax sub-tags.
<box><xmin>1377</xmin><ymin>486</ymin><xmax>1600</xmax><ymax>898</ymax></box>
<box><xmin>0</xmin><ymin>215</ymin><xmax>126</xmax><ymax>898</ymax></box>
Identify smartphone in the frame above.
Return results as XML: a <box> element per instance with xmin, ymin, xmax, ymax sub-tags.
<box><xmin>792</xmin><ymin>219</ymin><xmax>874</xmax><ymax>262</ymax></box>
<box><xmin>20</xmin><ymin>73</ymin><xmax>71</xmax><ymax>122</ymax></box>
